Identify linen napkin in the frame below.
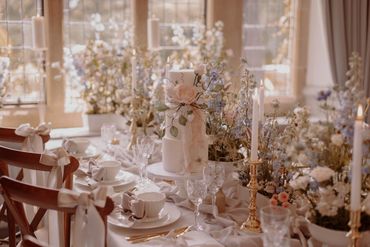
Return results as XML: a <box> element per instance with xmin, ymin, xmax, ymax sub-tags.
<box><xmin>156</xmin><ymin>178</ymin><xmax>305</xmax><ymax>247</ymax></box>
<box><xmin>62</xmin><ymin>138</ymin><xmax>78</xmax><ymax>154</ymax></box>
<box><xmin>121</xmin><ymin>192</ymin><xmax>145</xmax><ymax>219</ymax></box>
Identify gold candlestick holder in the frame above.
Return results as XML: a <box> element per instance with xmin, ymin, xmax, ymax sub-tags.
<box><xmin>240</xmin><ymin>159</ymin><xmax>262</xmax><ymax>233</ymax></box>
<box><xmin>346</xmin><ymin>210</ymin><xmax>361</xmax><ymax>247</ymax></box>
<box><xmin>127</xmin><ymin>96</ymin><xmax>141</xmax><ymax>150</ymax></box>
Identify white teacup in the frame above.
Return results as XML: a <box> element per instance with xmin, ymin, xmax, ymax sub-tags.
<box><xmin>71</xmin><ymin>138</ymin><xmax>90</xmax><ymax>153</ymax></box>
<box><xmin>97</xmin><ymin>160</ymin><xmax>121</xmax><ymax>181</ymax></box>
<box><xmin>136</xmin><ymin>192</ymin><xmax>166</xmax><ymax>218</ymax></box>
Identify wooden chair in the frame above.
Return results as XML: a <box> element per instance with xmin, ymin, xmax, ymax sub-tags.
<box><xmin>0</xmin><ymin>176</ymin><xmax>114</xmax><ymax>247</ymax></box>
<box><xmin>22</xmin><ymin>235</ymin><xmax>49</xmax><ymax>247</ymax></box>
<box><xmin>0</xmin><ymin>145</ymin><xmax>79</xmax><ymax>247</ymax></box>
<box><xmin>0</xmin><ymin>127</ymin><xmax>50</xmax><ymax>145</ymax></box>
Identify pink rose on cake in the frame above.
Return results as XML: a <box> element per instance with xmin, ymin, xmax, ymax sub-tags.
<box><xmin>167</xmin><ymin>83</ymin><xmax>198</xmax><ymax>105</ymax></box>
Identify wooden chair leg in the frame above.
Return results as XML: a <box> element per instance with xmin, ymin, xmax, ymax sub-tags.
<box><xmin>7</xmin><ymin>208</ymin><xmax>16</xmax><ymax>247</ymax></box>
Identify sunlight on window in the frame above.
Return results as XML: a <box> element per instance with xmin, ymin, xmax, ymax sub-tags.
<box><xmin>243</xmin><ymin>0</ymin><xmax>294</xmax><ymax>96</ymax></box>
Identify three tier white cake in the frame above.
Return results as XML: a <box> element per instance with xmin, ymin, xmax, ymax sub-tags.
<box><xmin>162</xmin><ymin>69</ymin><xmax>208</xmax><ymax>173</ymax></box>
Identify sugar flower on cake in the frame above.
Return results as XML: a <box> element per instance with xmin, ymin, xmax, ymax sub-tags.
<box><xmin>166</xmin><ymin>83</ymin><xmax>198</xmax><ymax>105</ymax></box>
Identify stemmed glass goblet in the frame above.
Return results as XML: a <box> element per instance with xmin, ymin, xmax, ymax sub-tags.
<box><xmin>186</xmin><ymin>177</ymin><xmax>207</xmax><ymax>231</ymax></box>
<box><xmin>203</xmin><ymin>163</ymin><xmax>225</xmax><ymax>217</ymax></box>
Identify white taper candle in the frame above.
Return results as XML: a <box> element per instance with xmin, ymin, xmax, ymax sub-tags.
<box><xmin>148</xmin><ymin>17</ymin><xmax>160</xmax><ymax>51</ymax></box>
<box><xmin>350</xmin><ymin>105</ymin><xmax>364</xmax><ymax>210</ymax></box>
<box><xmin>31</xmin><ymin>15</ymin><xmax>46</xmax><ymax>50</ymax></box>
<box><xmin>131</xmin><ymin>49</ymin><xmax>137</xmax><ymax>95</ymax></box>
<box><xmin>259</xmin><ymin>81</ymin><xmax>265</xmax><ymax>122</ymax></box>
<box><xmin>251</xmin><ymin>90</ymin><xmax>259</xmax><ymax>161</ymax></box>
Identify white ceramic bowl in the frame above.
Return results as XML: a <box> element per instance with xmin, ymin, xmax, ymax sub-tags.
<box><xmin>136</xmin><ymin>192</ymin><xmax>166</xmax><ymax>218</ymax></box>
<box><xmin>97</xmin><ymin>160</ymin><xmax>121</xmax><ymax>181</ymax></box>
<box><xmin>307</xmin><ymin>222</ymin><xmax>348</xmax><ymax>247</ymax></box>
<box><xmin>71</xmin><ymin>138</ymin><xmax>90</xmax><ymax>153</ymax></box>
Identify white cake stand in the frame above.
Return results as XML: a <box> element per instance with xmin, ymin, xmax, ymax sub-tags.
<box><xmin>147</xmin><ymin>162</ymin><xmax>202</xmax><ymax>198</ymax></box>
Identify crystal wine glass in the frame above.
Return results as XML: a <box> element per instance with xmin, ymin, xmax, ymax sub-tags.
<box><xmin>138</xmin><ymin>135</ymin><xmax>156</xmax><ymax>181</ymax></box>
<box><xmin>101</xmin><ymin>124</ymin><xmax>116</xmax><ymax>153</ymax></box>
<box><xmin>132</xmin><ymin>144</ymin><xmax>146</xmax><ymax>187</ymax></box>
<box><xmin>203</xmin><ymin>163</ymin><xmax>225</xmax><ymax>217</ymax></box>
<box><xmin>186</xmin><ymin>177</ymin><xmax>207</xmax><ymax>231</ymax></box>
<box><xmin>260</xmin><ymin>205</ymin><xmax>291</xmax><ymax>247</ymax></box>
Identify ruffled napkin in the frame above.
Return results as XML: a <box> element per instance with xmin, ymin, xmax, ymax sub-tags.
<box><xmin>121</xmin><ymin>191</ymin><xmax>145</xmax><ymax>219</ymax></box>
<box><xmin>58</xmin><ymin>187</ymin><xmax>108</xmax><ymax>247</ymax></box>
<box><xmin>155</xmin><ymin>178</ymin><xmax>304</xmax><ymax>247</ymax></box>
<box><xmin>62</xmin><ymin>138</ymin><xmax>79</xmax><ymax>154</ymax></box>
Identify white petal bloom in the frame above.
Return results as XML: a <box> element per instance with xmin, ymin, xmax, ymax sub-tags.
<box><xmin>289</xmin><ymin>175</ymin><xmax>310</xmax><ymax>190</ymax></box>
<box><xmin>331</xmin><ymin>134</ymin><xmax>344</xmax><ymax>146</ymax></box>
<box><xmin>310</xmin><ymin>166</ymin><xmax>335</xmax><ymax>183</ymax></box>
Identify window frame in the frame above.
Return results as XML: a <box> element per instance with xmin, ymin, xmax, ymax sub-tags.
<box><xmin>0</xmin><ymin>0</ymin><xmax>309</xmax><ymax>128</ymax></box>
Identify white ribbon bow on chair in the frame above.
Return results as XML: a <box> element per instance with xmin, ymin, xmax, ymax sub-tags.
<box><xmin>58</xmin><ymin>187</ymin><xmax>107</xmax><ymax>247</ymax></box>
<box><xmin>39</xmin><ymin>147</ymin><xmax>70</xmax><ymax>188</ymax></box>
<box><xmin>15</xmin><ymin>123</ymin><xmax>51</xmax><ymax>153</ymax></box>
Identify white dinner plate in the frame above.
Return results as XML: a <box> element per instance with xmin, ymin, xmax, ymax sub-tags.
<box><xmin>72</xmin><ymin>145</ymin><xmax>100</xmax><ymax>159</ymax></box>
<box><xmin>75</xmin><ymin>170</ymin><xmax>137</xmax><ymax>192</ymax></box>
<box><xmin>108</xmin><ymin>203</ymin><xmax>181</xmax><ymax>229</ymax></box>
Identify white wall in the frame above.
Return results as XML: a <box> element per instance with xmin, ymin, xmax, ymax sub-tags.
<box><xmin>304</xmin><ymin>0</ymin><xmax>334</xmax><ymax>115</ymax></box>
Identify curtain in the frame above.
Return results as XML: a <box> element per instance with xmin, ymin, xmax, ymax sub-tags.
<box><xmin>321</xmin><ymin>0</ymin><xmax>370</xmax><ymax>97</ymax></box>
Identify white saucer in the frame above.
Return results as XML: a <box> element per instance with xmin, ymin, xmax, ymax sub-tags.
<box><xmin>72</xmin><ymin>145</ymin><xmax>100</xmax><ymax>159</ymax></box>
<box><xmin>75</xmin><ymin>170</ymin><xmax>136</xmax><ymax>191</ymax></box>
<box><xmin>108</xmin><ymin>203</ymin><xmax>181</xmax><ymax>229</ymax></box>
<box><xmin>136</xmin><ymin>210</ymin><xmax>168</xmax><ymax>224</ymax></box>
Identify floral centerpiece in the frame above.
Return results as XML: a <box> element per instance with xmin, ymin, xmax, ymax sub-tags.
<box><xmin>205</xmin><ymin>60</ymin><xmax>251</xmax><ymax>162</ymax></box>
<box><xmin>64</xmin><ymin>15</ymin><xmax>133</xmax><ymax>115</ymax></box>
<box><xmin>280</xmin><ymin>52</ymin><xmax>370</xmax><ymax>232</ymax></box>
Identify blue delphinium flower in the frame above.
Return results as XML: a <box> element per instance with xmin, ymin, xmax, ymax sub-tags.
<box><xmin>317</xmin><ymin>90</ymin><xmax>332</xmax><ymax>101</ymax></box>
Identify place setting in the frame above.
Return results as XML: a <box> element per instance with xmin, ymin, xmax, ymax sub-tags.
<box><xmin>108</xmin><ymin>191</ymin><xmax>182</xmax><ymax>233</ymax></box>
<box><xmin>62</xmin><ymin>137</ymin><xmax>101</xmax><ymax>160</ymax></box>
<box><xmin>74</xmin><ymin>159</ymin><xmax>137</xmax><ymax>193</ymax></box>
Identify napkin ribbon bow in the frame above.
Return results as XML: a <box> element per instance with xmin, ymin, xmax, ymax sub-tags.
<box><xmin>122</xmin><ymin>192</ymin><xmax>145</xmax><ymax>218</ymax></box>
<box><xmin>39</xmin><ymin>148</ymin><xmax>70</xmax><ymax>188</ymax></box>
<box><xmin>58</xmin><ymin>187</ymin><xmax>107</xmax><ymax>247</ymax></box>
<box><xmin>15</xmin><ymin>123</ymin><xmax>51</xmax><ymax>153</ymax></box>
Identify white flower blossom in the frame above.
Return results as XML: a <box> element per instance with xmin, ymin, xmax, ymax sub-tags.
<box><xmin>310</xmin><ymin>166</ymin><xmax>335</xmax><ymax>183</ymax></box>
<box><xmin>331</xmin><ymin>134</ymin><xmax>344</xmax><ymax>146</ymax></box>
<box><xmin>289</xmin><ymin>175</ymin><xmax>310</xmax><ymax>190</ymax></box>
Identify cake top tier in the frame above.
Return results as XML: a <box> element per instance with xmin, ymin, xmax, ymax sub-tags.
<box><xmin>168</xmin><ymin>69</ymin><xmax>195</xmax><ymax>87</ymax></box>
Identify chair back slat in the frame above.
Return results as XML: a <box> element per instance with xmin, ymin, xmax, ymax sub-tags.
<box><xmin>0</xmin><ymin>176</ymin><xmax>114</xmax><ymax>247</ymax></box>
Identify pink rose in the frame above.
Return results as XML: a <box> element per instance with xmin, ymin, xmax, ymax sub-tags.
<box><xmin>173</xmin><ymin>84</ymin><xmax>197</xmax><ymax>104</ymax></box>
<box><xmin>282</xmin><ymin>202</ymin><xmax>290</xmax><ymax>208</ymax></box>
<box><xmin>278</xmin><ymin>191</ymin><xmax>289</xmax><ymax>203</ymax></box>
<box><xmin>270</xmin><ymin>198</ymin><xmax>278</xmax><ymax>206</ymax></box>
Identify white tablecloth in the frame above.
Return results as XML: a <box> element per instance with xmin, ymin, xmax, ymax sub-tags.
<box><xmin>46</xmin><ymin>136</ymin><xmax>303</xmax><ymax>247</ymax></box>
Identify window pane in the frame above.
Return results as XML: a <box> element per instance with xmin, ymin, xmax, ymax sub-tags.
<box><xmin>63</xmin><ymin>0</ymin><xmax>131</xmax><ymax>112</ymax></box>
<box><xmin>243</xmin><ymin>0</ymin><xmax>294</xmax><ymax>96</ymax></box>
<box><xmin>148</xmin><ymin>0</ymin><xmax>205</xmax><ymax>61</ymax></box>
<box><xmin>0</xmin><ymin>0</ymin><xmax>42</xmax><ymax>105</ymax></box>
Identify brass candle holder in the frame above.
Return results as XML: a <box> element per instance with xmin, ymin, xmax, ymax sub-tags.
<box><xmin>127</xmin><ymin>96</ymin><xmax>141</xmax><ymax>150</ymax></box>
<box><xmin>346</xmin><ymin>210</ymin><xmax>361</xmax><ymax>247</ymax></box>
<box><xmin>240</xmin><ymin>159</ymin><xmax>262</xmax><ymax>233</ymax></box>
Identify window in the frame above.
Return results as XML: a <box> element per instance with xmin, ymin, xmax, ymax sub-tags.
<box><xmin>148</xmin><ymin>0</ymin><xmax>205</xmax><ymax>61</ymax></box>
<box><xmin>0</xmin><ymin>0</ymin><xmax>45</xmax><ymax>105</ymax></box>
<box><xmin>243</xmin><ymin>0</ymin><xmax>294</xmax><ymax>96</ymax></box>
<box><xmin>63</xmin><ymin>0</ymin><xmax>131</xmax><ymax>112</ymax></box>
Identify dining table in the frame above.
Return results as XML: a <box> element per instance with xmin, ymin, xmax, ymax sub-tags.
<box><xmin>45</xmin><ymin>130</ymin><xmax>315</xmax><ymax>247</ymax></box>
